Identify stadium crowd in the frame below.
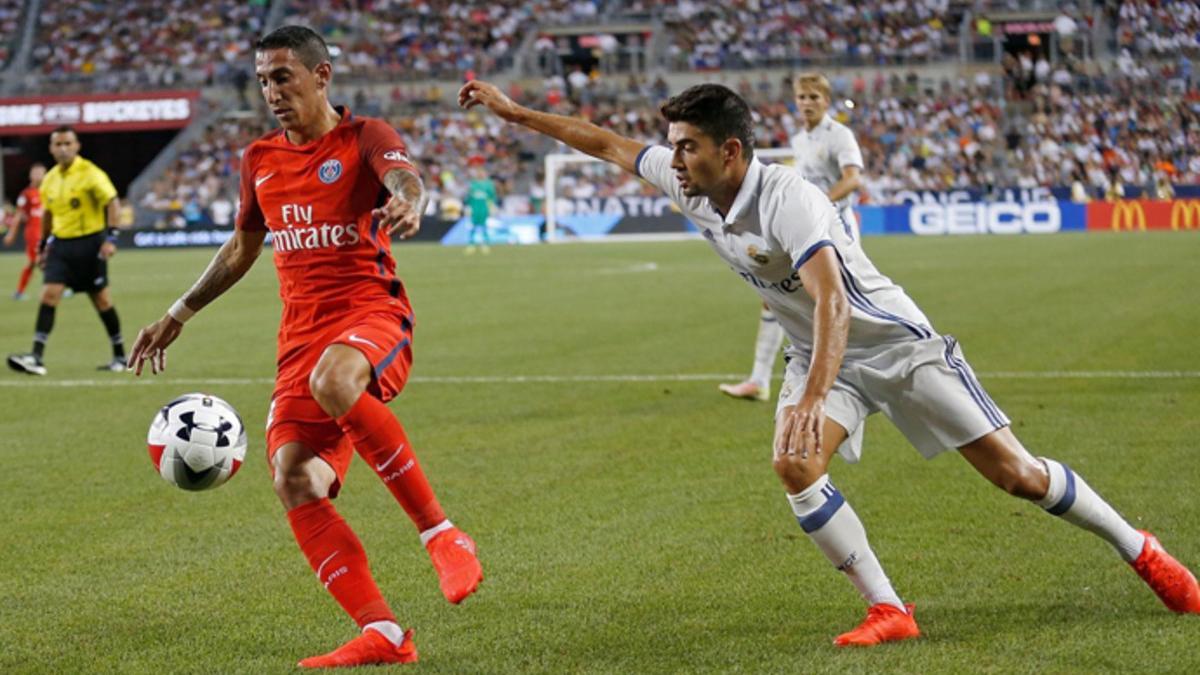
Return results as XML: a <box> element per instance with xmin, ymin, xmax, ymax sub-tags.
<box><xmin>0</xmin><ymin>0</ymin><xmax>21</xmax><ymax>68</ymax></box>
<box><xmin>1113</xmin><ymin>0</ymin><xmax>1200</xmax><ymax>58</ymax></box>
<box><xmin>140</xmin><ymin>55</ymin><xmax>1198</xmax><ymax>228</ymax></box>
<box><xmin>27</xmin><ymin>0</ymin><xmax>270</xmax><ymax>89</ymax></box>
<box><xmin>282</xmin><ymin>0</ymin><xmax>607</xmax><ymax>81</ymax></box>
<box><xmin>663</xmin><ymin>0</ymin><xmax>959</xmax><ymax>70</ymax></box>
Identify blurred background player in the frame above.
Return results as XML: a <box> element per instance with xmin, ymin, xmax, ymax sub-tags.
<box><xmin>7</xmin><ymin>131</ymin><xmax>125</xmax><ymax>376</ymax></box>
<box><xmin>126</xmin><ymin>26</ymin><xmax>481</xmax><ymax>669</ymax></box>
<box><xmin>719</xmin><ymin>73</ymin><xmax>865</xmax><ymax>402</ymax></box>
<box><xmin>460</xmin><ymin>78</ymin><xmax>1200</xmax><ymax>646</ymax></box>
<box><xmin>464</xmin><ymin>157</ymin><xmax>498</xmax><ymax>254</ymax></box>
<box><xmin>4</xmin><ymin>163</ymin><xmax>46</xmax><ymax>301</ymax></box>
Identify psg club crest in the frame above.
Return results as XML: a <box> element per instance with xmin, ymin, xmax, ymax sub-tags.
<box><xmin>318</xmin><ymin>159</ymin><xmax>343</xmax><ymax>184</ymax></box>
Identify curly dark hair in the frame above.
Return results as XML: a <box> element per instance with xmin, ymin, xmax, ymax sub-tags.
<box><xmin>660</xmin><ymin>84</ymin><xmax>755</xmax><ymax>160</ymax></box>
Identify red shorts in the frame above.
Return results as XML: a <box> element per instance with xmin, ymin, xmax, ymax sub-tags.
<box><xmin>24</xmin><ymin>237</ymin><xmax>37</xmax><ymax>262</ymax></box>
<box><xmin>265</xmin><ymin>311</ymin><xmax>413</xmax><ymax>497</ymax></box>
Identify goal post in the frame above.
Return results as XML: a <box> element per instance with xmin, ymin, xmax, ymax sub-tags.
<box><xmin>543</xmin><ymin>147</ymin><xmax>797</xmax><ymax>241</ymax></box>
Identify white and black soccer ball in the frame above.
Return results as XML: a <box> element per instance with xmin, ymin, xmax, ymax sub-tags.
<box><xmin>148</xmin><ymin>393</ymin><xmax>247</xmax><ymax>491</ymax></box>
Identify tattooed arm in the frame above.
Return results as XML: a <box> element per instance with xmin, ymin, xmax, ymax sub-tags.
<box><xmin>372</xmin><ymin>168</ymin><xmax>426</xmax><ymax>239</ymax></box>
<box><xmin>126</xmin><ymin>229</ymin><xmax>266</xmax><ymax>375</ymax></box>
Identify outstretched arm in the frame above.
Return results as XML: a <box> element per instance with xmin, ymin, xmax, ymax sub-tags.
<box><xmin>126</xmin><ymin>228</ymin><xmax>266</xmax><ymax>375</ymax></box>
<box><xmin>459</xmin><ymin>80</ymin><xmax>645</xmax><ymax>174</ymax></box>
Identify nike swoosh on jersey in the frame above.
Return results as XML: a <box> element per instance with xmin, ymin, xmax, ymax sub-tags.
<box><xmin>347</xmin><ymin>334</ymin><xmax>380</xmax><ymax>350</ymax></box>
<box><xmin>255</xmin><ymin>172</ymin><xmax>276</xmax><ymax>188</ymax></box>
<box><xmin>375</xmin><ymin>444</ymin><xmax>407</xmax><ymax>471</ymax></box>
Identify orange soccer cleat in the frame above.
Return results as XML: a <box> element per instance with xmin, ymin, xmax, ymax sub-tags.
<box><xmin>298</xmin><ymin>628</ymin><xmax>418</xmax><ymax>669</ymax></box>
<box><xmin>1130</xmin><ymin>530</ymin><xmax>1200</xmax><ymax>614</ymax></box>
<box><xmin>834</xmin><ymin>603</ymin><xmax>920</xmax><ymax>647</ymax></box>
<box><xmin>426</xmin><ymin>527</ymin><xmax>483</xmax><ymax>604</ymax></box>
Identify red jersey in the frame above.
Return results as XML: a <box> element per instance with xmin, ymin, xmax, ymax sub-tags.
<box><xmin>236</xmin><ymin>107</ymin><xmax>419</xmax><ymax>389</ymax></box>
<box><xmin>16</xmin><ymin>186</ymin><xmax>43</xmax><ymax>244</ymax></box>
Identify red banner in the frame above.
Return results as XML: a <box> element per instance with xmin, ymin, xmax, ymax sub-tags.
<box><xmin>0</xmin><ymin>90</ymin><xmax>200</xmax><ymax>135</ymax></box>
<box><xmin>1087</xmin><ymin>199</ymin><xmax>1200</xmax><ymax>231</ymax></box>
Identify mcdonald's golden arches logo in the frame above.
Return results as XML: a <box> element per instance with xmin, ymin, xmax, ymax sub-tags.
<box><xmin>1170</xmin><ymin>200</ymin><xmax>1200</xmax><ymax>231</ymax></box>
<box><xmin>1111</xmin><ymin>201</ymin><xmax>1146</xmax><ymax>231</ymax></box>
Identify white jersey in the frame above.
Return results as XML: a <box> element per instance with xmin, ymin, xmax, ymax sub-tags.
<box><xmin>635</xmin><ymin>146</ymin><xmax>934</xmax><ymax>358</ymax></box>
<box><xmin>790</xmin><ymin>114</ymin><xmax>864</xmax><ymax>212</ymax></box>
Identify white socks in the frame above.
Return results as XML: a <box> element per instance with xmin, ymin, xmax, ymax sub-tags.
<box><xmin>750</xmin><ymin>309</ymin><xmax>785</xmax><ymax>390</ymax></box>
<box><xmin>787</xmin><ymin>475</ymin><xmax>905</xmax><ymax>610</ymax></box>
<box><xmin>1037</xmin><ymin>458</ymin><xmax>1145</xmax><ymax>562</ymax></box>
<box><xmin>419</xmin><ymin>519</ymin><xmax>454</xmax><ymax>547</ymax></box>
<box><xmin>363</xmin><ymin>620</ymin><xmax>405</xmax><ymax>646</ymax></box>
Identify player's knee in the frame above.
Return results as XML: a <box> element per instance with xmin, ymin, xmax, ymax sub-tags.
<box><xmin>272</xmin><ymin>463</ymin><xmax>327</xmax><ymax>508</ymax></box>
<box><xmin>308</xmin><ymin>365</ymin><xmax>358</xmax><ymax>417</ymax></box>
<box><xmin>772</xmin><ymin>453</ymin><xmax>822</xmax><ymax>492</ymax></box>
<box><xmin>40</xmin><ymin>288</ymin><xmax>61</xmax><ymax>305</ymax></box>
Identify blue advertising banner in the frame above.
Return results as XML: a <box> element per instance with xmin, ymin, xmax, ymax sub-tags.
<box><xmin>864</xmin><ymin>200</ymin><xmax>1087</xmax><ymax>235</ymax></box>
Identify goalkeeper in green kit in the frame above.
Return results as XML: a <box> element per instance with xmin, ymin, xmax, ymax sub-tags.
<box><xmin>465</xmin><ymin>159</ymin><xmax>497</xmax><ymax>254</ymax></box>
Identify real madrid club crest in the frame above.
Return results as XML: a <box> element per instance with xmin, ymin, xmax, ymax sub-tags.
<box><xmin>747</xmin><ymin>245</ymin><xmax>770</xmax><ymax>265</ymax></box>
<box><xmin>318</xmin><ymin>159</ymin><xmax>343</xmax><ymax>184</ymax></box>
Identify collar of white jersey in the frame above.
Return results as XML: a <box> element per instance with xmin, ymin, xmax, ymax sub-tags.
<box><xmin>715</xmin><ymin>157</ymin><xmax>764</xmax><ymax>227</ymax></box>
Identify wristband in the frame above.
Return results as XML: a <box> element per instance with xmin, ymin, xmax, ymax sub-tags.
<box><xmin>38</xmin><ymin>236</ymin><xmax>49</xmax><ymax>253</ymax></box>
<box><xmin>106</xmin><ymin>228</ymin><xmax>119</xmax><ymax>244</ymax></box>
<box><xmin>168</xmin><ymin>298</ymin><xmax>196</xmax><ymax>324</ymax></box>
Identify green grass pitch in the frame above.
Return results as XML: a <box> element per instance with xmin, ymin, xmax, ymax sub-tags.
<box><xmin>1</xmin><ymin>232</ymin><xmax>1198</xmax><ymax>673</ymax></box>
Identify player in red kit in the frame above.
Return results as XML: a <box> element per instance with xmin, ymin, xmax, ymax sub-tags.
<box><xmin>127</xmin><ymin>26</ymin><xmax>481</xmax><ymax>668</ymax></box>
<box><xmin>4</xmin><ymin>163</ymin><xmax>47</xmax><ymax>300</ymax></box>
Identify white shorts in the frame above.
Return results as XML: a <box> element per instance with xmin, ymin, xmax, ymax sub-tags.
<box><xmin>776</xmin><ymin>335</ymin><xmax>1009</xmax><ymax>462</ymax></box>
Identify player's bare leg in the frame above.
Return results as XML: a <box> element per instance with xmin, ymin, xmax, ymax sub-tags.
<box><xmin>960</xmin><ymin>427</ymin><xmax>1199</xmax><ymax>613</ymax></box>
<box><xmin>773</xmin><ymin>413</ymin><xmax>919</xmax><ymax>646</ymax></box>
<box><xmin>274</xmin><ymin>443</ymin><xmax>415</xmax><ymax>666</ymax></box>
<box><xmin>719</xmin><ymin>304</ymin><xmax>781</xmax><ymax>402</ymax></box>
<box><xmin>6</xmin><ymin>282</ymin><xmax>64</xmax><ymax>376</ymax></box>
<box><xmin>311</xmin><ymin>345</ymin><xmax>483</xmax><ymax>604</ymax></box>
<box><xmin>87</xmin><ymin>287</ymin><xmax>126</xmax><ymax>371</ymax></box>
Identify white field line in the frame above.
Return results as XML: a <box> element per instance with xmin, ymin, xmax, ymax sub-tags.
<box><xmin>1</xmin><ymin>371</ymin><xmax>1198</xmax><ymax>388</ymax></box>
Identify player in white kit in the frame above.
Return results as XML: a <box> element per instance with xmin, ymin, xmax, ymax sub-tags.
<box><xmin>720</xmin><ymin>73</ymin><xmax>865</xmax><ymax>403</ymax></box>
<box><xmin>458</xmin><ymin>80</ymin><xmax>1200</xmax><ymax>646</ymax></box>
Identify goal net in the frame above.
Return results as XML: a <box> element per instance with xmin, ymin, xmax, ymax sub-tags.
<box><xmin>543</xmin><ymin>147</ymin><xmax>796</xmax><ymax>241</ymax></box>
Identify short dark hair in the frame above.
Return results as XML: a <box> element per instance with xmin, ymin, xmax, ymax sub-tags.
<box><xmin>660</xmin><ymin>84</ymin><xmax>755</xmax><ymax>161</ymax></box>
<box><xmin>51</xmin><ymin>125</ymin><xmax>76</xmax><ymax>137</ymax></box>
<box><xmin>255</xmin><ymin>25</ymin><xmax>330</xmax><ymax>70</ymax></box>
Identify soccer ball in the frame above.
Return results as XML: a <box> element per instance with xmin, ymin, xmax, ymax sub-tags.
<box><xmin>148</xmin><ymin>393</ymin><xmax>247</xmax><ymax>491</ymax></box>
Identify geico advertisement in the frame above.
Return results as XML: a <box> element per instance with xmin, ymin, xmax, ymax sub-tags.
<box><xmin>870</xmin><ymin>200</ymin><xmax>1087</xmax><ymax>235</ymax></box>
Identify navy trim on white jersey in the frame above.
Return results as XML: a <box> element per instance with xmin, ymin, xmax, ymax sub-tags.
<box><xmin>793</xmin><ymin>239</ymin><xmax>834</xmax><ymax>269</ymax></box>
<box><xmin>633</xmin><ymin>146</ymin><xmax>652</xmax><ymax>178</ymax></box>
<box><xmin>832</xmin><ymin>250</ymin><xmax>932</xmax><ymax>339</ymax></box>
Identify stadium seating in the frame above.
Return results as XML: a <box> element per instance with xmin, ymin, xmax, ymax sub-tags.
<box><xmin>8</xmin><ymin>0</ymin><xmax>1192</xmax><ymax>222</ymax></box>
<box><xmin>1115</xmin><ymin>0</ymin><xmax>1200</xmax><ymax>57</ymax></box>
<box><xmin>28</xmin><ymin>0</ymin><xmax>270</xmax><ymax>89</ymax></box>
<box><xmin>144</xmin><ymin>56</ymin><xmax>1198</xmax><ymax>227</ymax></box>
<box><xmin>281</xmin><ymin>0</ymin><xmax>605</xmax><ymax>81</ymax></box>
<box><xmin>660</xmin><ymin>0</ymin><xmax>961</xmax><ymax>70</ymax></box>
<box><xmin>0</xmin><ymin>0</ymin><xmax>23</xmax><ymax>68</ymax></box>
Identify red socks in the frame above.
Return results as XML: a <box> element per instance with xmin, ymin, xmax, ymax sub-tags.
<box><xmin>337</xmin><ymin>393</ymin><xmax>446</xmax><ymax>532</ymax></box>
<box><xmin>17</xmin><ymin>264</ymin><xmax>33</xmax><ymax>295</ymax></box>
<box><xmin>286</xmin><ymin>498</ymin><xmax>395</xmax><ymax>627</ymax></box>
